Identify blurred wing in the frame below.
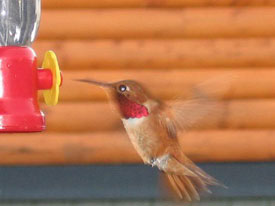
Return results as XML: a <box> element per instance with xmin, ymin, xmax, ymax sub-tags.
<box><xmin>171</xmin><ymin>89</ymin><xmax>216</xmax><ymax>131</ymax></box>
<box><xmin>159</xmin><ymin>90</ymin><xmax>215</xmax><ymax>138</ymax></box>
<box><xmin>158</xmin><ymin>75</ymin><xmax>234</xmax><ymax>137</ymax></box>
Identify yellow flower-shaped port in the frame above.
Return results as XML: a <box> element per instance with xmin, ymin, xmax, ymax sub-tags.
<box><xmin>42</xmin><ymin>50</ymin><xmax>61</xmax><ymax>106</ymax></box>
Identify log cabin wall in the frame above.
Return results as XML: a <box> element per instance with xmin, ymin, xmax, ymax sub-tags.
<box><xmin>2</xmin><ymin>0</ymin><xmax>274</xmax><ymax>165</ymax></box>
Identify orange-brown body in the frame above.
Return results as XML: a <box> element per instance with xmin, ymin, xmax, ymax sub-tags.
<box><xmin>76</xmin><ymin>78</ymin><xmax>224</xmax><ymax>201</ymax></box>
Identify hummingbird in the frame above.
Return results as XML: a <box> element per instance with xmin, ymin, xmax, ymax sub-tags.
<box><xmin>76</xmin><ymin>78</ymin><xmax>224</xmax><ymax>201</ymax></box>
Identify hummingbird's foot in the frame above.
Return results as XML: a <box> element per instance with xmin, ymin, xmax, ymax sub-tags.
<box><xmin>150</xmin><ymin>154</ymin><xmax>171</xmax><ymax>169</ymax></box>
<box><xmin>150</xmin><ymin>158</ymin><xmax>157</xmax><ymax>167</ymax></box>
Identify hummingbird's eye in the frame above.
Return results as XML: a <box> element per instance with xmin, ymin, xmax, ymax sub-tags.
<box><xmin>119</xmin><ymin>85</ymin><xmax>127</xmax><ymax>92</ymax></box>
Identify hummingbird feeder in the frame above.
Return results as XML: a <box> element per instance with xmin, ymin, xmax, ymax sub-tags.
<box><xmin>0</xmin><ymin>0</ymin><xmax>62</xmax><ymax>132</ymax></box>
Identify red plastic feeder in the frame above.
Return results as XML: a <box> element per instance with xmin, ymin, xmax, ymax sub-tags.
<box><xmin>0</xmin><ymin>0</ymin><xmax>62</xmax><ymax>132</ymax></box>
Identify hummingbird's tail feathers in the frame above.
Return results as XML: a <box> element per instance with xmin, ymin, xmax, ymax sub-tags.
<box><xmin>166</xmin><ymin>170</ymin><xmax>222</xmax><ymax>201</ymax></box>
<box><xmin>167</xmin><ymin>174</ymin><xmax>201</xmax><ymax>201</ymax></box>
<box><xmin>164</xmin><ymin>154</ymin><xmax>226</xmax><ymax>200</ymax></box>
<box><xmin>186</xmin><ymin>161</ymin><xmax>227</xmax><ymax>188</ymax></box>
<box><xmin>157</xmin><ymin>154</ymin><xmax>197</xmax><ymax>177</ymax></box>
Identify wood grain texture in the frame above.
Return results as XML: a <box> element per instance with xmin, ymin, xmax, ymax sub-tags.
<box><xmin>52</xmin><ymin>69</ymin><xmax>275</xmax><ymax>102</ymax></box>
<box><xmin>31</xmin><ymin>1</ymin><xmax>275</xmax><ymax>166</ymax></box>
<box><xmin>33</xmin><ymin>39</ymin><xmax>275</xmax><ymax>69</ymax></box>
<box><xmin>38</xmin><ymin>8</ymin><xmax>275</xmax><ymax>39</ymax></box>
<box><xmin>42</xmin><ymin>100</ymin><xmax>275</xmax><ymax>132</ymax></box>
<box><xmin>42</xmin><ymin>0</ymin><xmax>275</xmax><ymax>8</ymax></box>
<box><xmin>0</xmin><ymin>130</ymin><xmax>274</xmax><ymax>165</ymax></box>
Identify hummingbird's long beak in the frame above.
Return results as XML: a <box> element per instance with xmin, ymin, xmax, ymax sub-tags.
<box><xmin>74</xmin><ymin>79</ymin><xmax>113</xmax><ymax>88</ymax></box>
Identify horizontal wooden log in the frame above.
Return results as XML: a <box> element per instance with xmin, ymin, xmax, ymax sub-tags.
<box><xmin>42</xmin><ymin>100</ymin><xmax>275</xmax><ymax>132</ymax></box>
<box><xmin>50</xmin><ymin>69</ymin><xmax>275</xmax><ymax>102</ymax></box>
<box><xmin>0</xmin><ymin>130</ymin><xmax>274</xmax><ymax>165</ymax></box>
<box><xmin>43</xmin><ymin>102</ymin><xmax>123</xmax><ymax>132</ymax></box>
<box><xmin>38</xmin><ymin>8</ymin><xmax>275</xmax><ymax>39</ymax></box>
<box><xmin>33</xmin><ymin>39</ymin><xmax>275</xmax><ymax>69</ymax></box>
<box><xmin>42</xmin><ymin>0</ymin><xmax>275</xmax><ymax>8</ymax></box>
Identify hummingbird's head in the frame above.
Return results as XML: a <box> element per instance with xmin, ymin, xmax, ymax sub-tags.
<box><xmin>75</xmin><ymin>79</ymin><xmax>150</xmax><ymax>119</ymax></box>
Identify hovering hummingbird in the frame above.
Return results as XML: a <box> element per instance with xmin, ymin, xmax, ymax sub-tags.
<box><xmin>76</xmin><ymin>78</ymin><xmax>225</xmax><ymax>201</ymax></box>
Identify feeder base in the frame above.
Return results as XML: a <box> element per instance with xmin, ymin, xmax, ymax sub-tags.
<box><xmin>0</xmin><ymin>46</ymin><xmax>46</xmax><ymax>132</ymax></box>
<box><xmin>0</xmin><ymin>113</ymin><xmax>45</xmax><ymax>132</ymax></box>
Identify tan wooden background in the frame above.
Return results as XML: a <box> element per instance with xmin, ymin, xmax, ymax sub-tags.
<box><xmin>2</xmin><ymin>0</ymin><xmax>275</xmax><ymax>165</ymax></box>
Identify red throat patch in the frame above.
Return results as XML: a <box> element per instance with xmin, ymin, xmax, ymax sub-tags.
<box><xmin>116</xmin><ymin>94</ymin><xmax>149</xmax><ymax>119</ymax></box>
